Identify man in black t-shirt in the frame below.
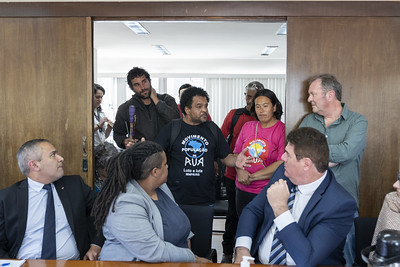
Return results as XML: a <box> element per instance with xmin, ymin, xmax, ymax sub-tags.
<box><xmin>156</xmin><ymin>87</ymin><xmax>247</xmax><ymax>259</ymax></box>
<box><xmin>156</xmin><ymin>87</ymin><xmax>246</xmax><ymax>205</ymax></box>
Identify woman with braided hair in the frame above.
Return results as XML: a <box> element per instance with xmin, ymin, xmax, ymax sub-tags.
<box><xmin>92</xmin><ymin>141</ymin><xmax>210</xmax><ymax>263</ymax></box>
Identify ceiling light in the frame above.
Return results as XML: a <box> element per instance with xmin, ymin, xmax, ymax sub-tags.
<box><xmin>153</xmin><ymin>45</ymin><xmax>171</xmax><ymax>55</ymax></box>
<box><xmin>261</xmin><ymin>46</ymin><xmax>278</xmax><ymax>56</ymax></box>
<box><xmin>276</xmin><ymin>23</ymin><xmax>287</xmax><ymax>35</ymax></box>
<box><xmin>124</xmin><ymin>22</ymin><xmax>150</xmax><ymax>35</ymax></box>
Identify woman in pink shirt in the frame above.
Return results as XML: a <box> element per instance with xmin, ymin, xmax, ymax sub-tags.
<box><xmin>233</xmin><ymin>89</ymin><xmax>285</xmax><ymax>216</ymax></box>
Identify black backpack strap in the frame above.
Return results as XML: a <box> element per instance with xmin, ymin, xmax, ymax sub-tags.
<box><xmin>206</xmin><ymin>121</ymin><xmax>219</xmax><ymax>142</ymax></box>
<box><xmin>169</xmin><ymin>118</ymin><xmax>183</xmax><ymax>153</ymax></box>
<box><xmin>227</xmin><ymin>108</ymin><xmax>246</xmax><ymax>145</ymax></box>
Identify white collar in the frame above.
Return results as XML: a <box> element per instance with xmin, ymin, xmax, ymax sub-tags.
<box><xmin>297</xmin><ymin>171</ymin><xmax>327</xmax><ymax>195</ymax></box>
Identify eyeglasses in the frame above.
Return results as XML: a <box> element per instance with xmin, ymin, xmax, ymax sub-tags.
<box><xmin>397</xmin><ymin>171</ymin><xmax>400</xmax><ymax>182</ymax></box>
<box><xmin>246</xmin><ymin>81</ymin><xmax>264</xmax><ymax>90</ymax></box>
<box><xmin>247</xmin><ymin>83</ymin><xmax>263</xmax><ymax>91</ymax></box>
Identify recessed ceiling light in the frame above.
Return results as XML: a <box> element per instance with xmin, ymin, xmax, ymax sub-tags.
<box><xmin>124</xmin><ymin>22</ymin><xmax>150</xmax><ymax>35</ymax></box>
<box><xmin>276</xmin><ymin>23</ymin><xmax>287</xmax><ymax>35</ymax></box>
<box><xmin>261</xmin><ymin>46</ymin><xmax>278</xmax><ymax>56</ymax></box>
<box><xmin>153</xmin><ymin>45</ymin><xmax>171</xmax><ymax>55</ymax></box>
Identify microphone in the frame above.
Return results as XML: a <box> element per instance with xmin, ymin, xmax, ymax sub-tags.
<box><xmin>129</xmin><ymin>105</ymin><xmax>136</xmax><ymax>138</ymax></box>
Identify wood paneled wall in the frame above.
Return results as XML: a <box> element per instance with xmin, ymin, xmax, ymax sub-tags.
<box><xmin>286</xmin><ymin>17</ymin><xmax>400</xmax><ymax>217</ymax></box>
<box><xmin>0</xmin><ymin>17</ymin><xmax>93</xmax><ymax>188</ymax></box>
<box><xmin>0</xmin><ymin>2</ymin><xmax>399</xmax><ymax>217</ymax></box>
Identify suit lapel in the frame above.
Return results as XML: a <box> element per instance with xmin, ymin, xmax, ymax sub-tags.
<box><xmin>54</xmin><ymin>178</ymin><xmax>75</xmax><ymax>233</ymax></box>
<box><xmin>17</xmin><ymin>179</ymin><xmax>29</xmax><ymax>244</ymax></box>
<box><xmin>297</xmin><ymin>172</ymin><xmax>331</xmax><ymax>228</ymax></box>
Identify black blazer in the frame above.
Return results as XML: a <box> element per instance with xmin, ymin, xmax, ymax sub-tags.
<box><xmin>0</xmin><ymin>175</ymin><xmax>103</xmax><ymax>259</ymax></box>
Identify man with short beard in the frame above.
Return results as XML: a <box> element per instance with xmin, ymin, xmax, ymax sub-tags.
<box><xmin>113</xmin><ymin>67</ymin><xmax>180</xmax><ymax>149</ymax></box>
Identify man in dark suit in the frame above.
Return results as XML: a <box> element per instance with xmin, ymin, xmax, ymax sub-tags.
<box><xmin>234</xmin><ymin>127</ymin><xmax>357</xmax><ymax>267</ymax></box>
<box><xmin>0</xmin><ymin>139</ymin><xmax>103</xmax><ymax>260</ymax></box>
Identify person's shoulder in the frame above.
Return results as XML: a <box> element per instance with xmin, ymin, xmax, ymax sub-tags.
<box><xmin>226</xmin><ymin>108</ymin><xmax>238</xmax><ymax>117</ymax></box>
<box><xmin>275</xmin><ymin>120</ymin><xmax>285</xmax><ymax>128</ymax></box>
<box><xmin>158</xmin><ymin>93</ymin><xmax>175</xmax><ymax>101</ymax></box>
<box><xmin>326</xmin><ymin>170</ymin><xmax>357</xmax><ymax>203</ymax></box>
<box><xmin>302</xmin><ymin>113</ymin><xmax>316</xmax><ymax>121</ymax></box>
<box><xmin>56</xmin><ymin>175</ymin><xmax>87</xmax><ymax>188</ymax></box>
<box><xmin>117</xmin><ymin>96</ymin><xmax>136</xmax><ymax>110</ymax></box>
<box><xmin>384</xmin><ymin>191</ymin><xmax>398</xmax><ymax>202</ymax></box>
<box><xmin>0</xmin><ymin>179</ymin><xmax>26</xmax><ymax>199</ymax></box>
<box><xmin>205</xmin><ymin>120</ymin><xmax>219</xmax><ymax>127</ymax></box>
<box><xmin>242</xmin><ymin>120</ymin><xmax>258</xmax><ymax>128</ymax></box>
<box><xmin>113</xmin><ymin>181</ymin><xmax>147</xmax><ymax>207</ymax></box>
<box><xmin>59</xmin><ymin>174</ymin><xmax>83</xmax><ymax>181</ymax></box>
<box><xmin>165</xmin><ymin>118</ymin><xmax>181</xmax><ymax>130</ymax></box>
<box><xmin>342</xmin><ymin>104</ymin><xmax>367</xmax><ymax>122</ymax></box>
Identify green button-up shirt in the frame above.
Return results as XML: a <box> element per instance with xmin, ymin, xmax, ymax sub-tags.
<box><xmin>299</xmin><ymin>104</ymin><xmax>368</xmax><ymax>206</ymax></box>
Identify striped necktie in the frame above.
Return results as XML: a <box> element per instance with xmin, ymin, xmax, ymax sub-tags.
<box><xmin>268</xmin><ymin>186</ymin><xmax>297</xmax><ymax>265</ymax></box>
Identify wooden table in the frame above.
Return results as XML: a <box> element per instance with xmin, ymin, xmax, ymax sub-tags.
<box><xmin>21</xmin><ymin>259</ymin><xmax>345</xmax><ymax>267</ymax></box>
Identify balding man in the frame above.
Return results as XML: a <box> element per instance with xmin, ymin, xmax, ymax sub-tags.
<box><xmin>0</xmin><ymin>139</ymin><xmax>103</xmax><ymax>260</ymax></box>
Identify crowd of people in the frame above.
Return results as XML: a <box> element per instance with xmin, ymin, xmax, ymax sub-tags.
<box><xmin>2</xmin><ymin>67</ymin><xmax>398</xmax><ymax>267</ymax></box>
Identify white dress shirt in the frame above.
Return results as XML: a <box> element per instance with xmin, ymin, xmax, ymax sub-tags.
<box><xmin>17</xmin><ymin>178</ymin><xmax>80</xmax><ymax>260</ymax></box>
<box><xmin>235</xmin><ymin>171</ymin><xmax>327</xmax><ymax>265</ymax></box>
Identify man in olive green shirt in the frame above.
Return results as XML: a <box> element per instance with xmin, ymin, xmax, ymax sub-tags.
<box><xmin>299</xmin><ymin>73</ymin><xmax>367</xmax><ymax>266</ymax></box>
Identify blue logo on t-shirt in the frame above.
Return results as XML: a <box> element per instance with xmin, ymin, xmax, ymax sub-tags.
<box><xmin>184</xmin><ymin>138</ymin><xmax>206</xmax><ymax>158</ymax></box>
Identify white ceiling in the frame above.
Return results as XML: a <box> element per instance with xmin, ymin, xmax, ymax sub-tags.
<box><xmin>94</xmin><ymin>20</ymin><xmax>287</xmax><ymax>76</ymax></box>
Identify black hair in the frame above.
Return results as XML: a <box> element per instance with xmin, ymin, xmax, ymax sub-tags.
<box><xmin>93</xmin><ymin>83</ymin><xmax>106</xmax><ymax>112</ymax></box>
<box><xmin>92</xmin><ymin>141</ymin><xmax>164</xmax><ymax>231</ymax></box>
<box><xmin>93</xmin><ymin>83</ymin><xmax>105</xmax><ymax>95</ymax></box>
<box><xmin>180</xmin><ymin>87</ymin><xmax>209</xmax><ymax>116</ymax></box>
<box><xmin>179</xmin><ymin>83</ymin><xmax>192</xmax><ymax>95</ymax></box>
<box><xmin>127</xmin><ymin>67</ymin><xmax>151</xmax><ymax>90</ymax></box>
<box><xmin>250</xmin><ymin>89</ymin><xmax>283</xmax><ymax>120</ymax></box>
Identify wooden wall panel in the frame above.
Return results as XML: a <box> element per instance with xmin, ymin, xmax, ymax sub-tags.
<box><xmin>286</xmin><ymin>17</ymin><xmax>400</xmax><ymax>218</ymax></box>
<box><xmin>0</xmin><ymin>17</ymin><xmax>93</xmax><ymax>188</ymax></box>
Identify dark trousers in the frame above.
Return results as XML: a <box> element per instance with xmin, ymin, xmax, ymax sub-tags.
<box><xmin>222</xmin><ymin>178</ymin><xmax>238</xmax><ymax>255</ymax></box>
<box><xmin>236</xmin><ymin>187</ymin><xmax>257</xmax><ymax>217</ymax></box>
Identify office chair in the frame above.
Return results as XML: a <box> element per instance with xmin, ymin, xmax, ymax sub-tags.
<box><xmin>213</xmin><ymin>199</ymin><xmax>228</xmax><ymax>234</ymax></box>
<box><xmin>354</xmin><ymin>217</ymin><xmax>378</xmax><ymax>266</ymax></box>
<box><xmin>179</xmin><ymin>204</ymin><xmax>217</xmax><ymax>262</ymax></box>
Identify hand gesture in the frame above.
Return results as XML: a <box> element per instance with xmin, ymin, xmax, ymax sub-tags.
<box><xmin>267</xmin><ymin>179</ymin><xmax>291</xmax><ymax>217</ymax></box>
<box><xmin>235</xmin><ymin>147</ymin><xmax>252</xmax><ymax>169</ymax></box>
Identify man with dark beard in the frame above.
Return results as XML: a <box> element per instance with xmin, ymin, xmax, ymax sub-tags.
<box><xmin>113</xmin><ymin>67</ymin><xmax>180</xmax><ymax>149</ymax></box>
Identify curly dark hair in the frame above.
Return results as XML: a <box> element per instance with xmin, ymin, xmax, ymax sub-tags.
<box><xmin>127</xmin><ymin>67</ymin><xmax>151</xmax><ymax>90</ymax></box>
<box><xmin>180</xmin><ymin>87</ymin><xmax>209</xmax><ymax>116</ymax></box>
<box><xmin>92</xmin><ymin>141</ymin><xmax>164</xmax><ymax>231</ymax></box>
<box><xmin>250</xmin><ymin>89</ymin><xmax>283</xmax><ymax>120</ymax></box>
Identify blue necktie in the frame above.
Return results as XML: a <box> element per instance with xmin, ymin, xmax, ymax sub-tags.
<box><xmin>41</xmin><ymin>184</ymin><xmax>56</xmax><ymax>259</ymax></box>
<box><xmin>268</xmin><ymin>186</ymin><xmax>297</xmax><ymax>265</ymax></box>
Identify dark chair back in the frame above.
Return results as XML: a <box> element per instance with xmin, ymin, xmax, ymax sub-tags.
<box><xmin>354</xmin><ymin>217</ymin><xmax>378</xmax><ymax>266</ymax></box>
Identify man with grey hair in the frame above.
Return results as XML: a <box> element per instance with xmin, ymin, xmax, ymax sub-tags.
<box><xmin>0</xmin><ymin>139</ymin><xmax>103</xmax><ymax>260</ymax></box>
<box><xmin>299</xmin><ymin>73</ymin><xmax>368</xmax><ymax>266</ymax></box>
